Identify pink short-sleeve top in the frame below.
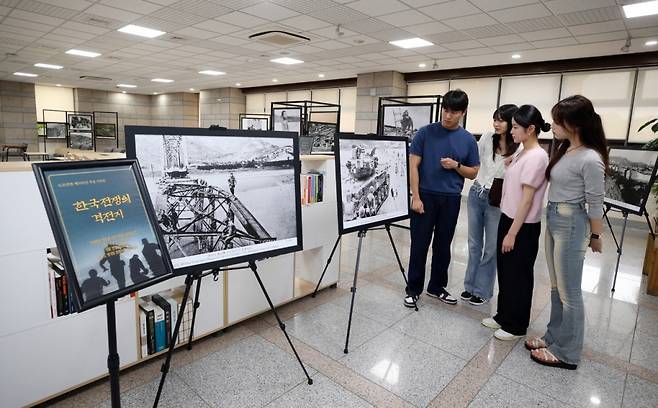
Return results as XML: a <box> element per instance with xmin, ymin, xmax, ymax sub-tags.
<box><xmin>500</xmin><ymin>146</ymin><xmax>549</xmax><ymax>224</ymax></box>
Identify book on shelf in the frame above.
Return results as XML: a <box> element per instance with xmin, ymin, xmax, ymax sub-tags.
<box><xmin>138</xmin><ymin>288</ymin><xmax>194</xmax><ymax>358</ymax></box>
<box><xmin>154</xmin><ymin>305</ymin><xmax>166</xmax><ymax>353</ymax></box>
<box><xmin>300</xmin><ymin>172</ymin><xmax>324</xmax><ymax>205</ymax></box>
<box><xmin>139</xmin><ymin>301</ymin><xmax>157</xmax><ymax>356</ymax></box>
<box><xmin>151</xmin><ymin>294</ymin><xmax>172</xmax><ymax>349</ymax></box>
<box><xmin>139</xmin><ymin>308</ymin><xmax>148</xmax><ymax>359</ymax></box>
<box><xmin>47</xmin><ymin>250</ymin><xmax>75</xmax><ymax>318</ymax></box>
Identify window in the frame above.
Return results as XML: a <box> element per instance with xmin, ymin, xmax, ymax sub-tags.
<box><xmin>450</xmin><ymin>78</ymin><xmax>499</xmax><ymax>135</ymax></box>
<box><xmin>629</xmin><ymin>68</ymin><xmax>658</xmax><ymax>143</ymax></box>
<box><xmin>500</xmin><ymin>74</ymin><xmax>561</xmax><ymax>139</ymax></box>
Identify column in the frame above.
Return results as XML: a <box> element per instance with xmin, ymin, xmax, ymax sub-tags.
<box><xmin>355</xmin><ymin>71</ymin><xmax>406</xmax><ymax>134</ymax></box>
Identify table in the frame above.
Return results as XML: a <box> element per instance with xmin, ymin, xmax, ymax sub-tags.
<box><xmin>1</xmin><ymin>144</ymin><xmax>28</xmax><ymax>162</ymax></box>
<box><xmin>23</xmin><ymin>152</ymin><xmax>51</xmax><ymax>161</ymax></box>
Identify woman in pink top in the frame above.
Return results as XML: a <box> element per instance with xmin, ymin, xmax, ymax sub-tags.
<box><xmin>481</xmin><ymin>105</ymin><xmax>551</xmax><ymax>341</ymax></box>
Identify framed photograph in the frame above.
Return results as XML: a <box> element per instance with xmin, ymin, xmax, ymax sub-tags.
<box><xmin>46</xmin><ymin>122</ymin><xmax>67</xmax><ymax>139</ymax></box>
<box><xmin>240</xmin><ymin>116</ymin><xmax>269</xmax><ymax>131</ymax></box>
<box><xmin>95</xmin><ymin>123</ymin><xmax>116</xmax><ymax>139</ymax></box>
<box><xmin>380</xmin><ymin>104</ymin><xmax>433</xmax><ymax>140</ymax></box>
<box><xmin>125</xmin><ymin>126</ymin><xmax>303</xmax><ymax>274</ymax></box>
<box><xmin>605</xmin><ymin>147</ymin><xmax>658</xmax><ymax>215</ymax></box>
<box><xmin>32</xmin><ymin>159</ymin><xmax>175</xmax><ymax>311</ymax></box>
<box><xmin>69</xmin><ymin>132</ymin><xmax>94</xmax><ymax>150</ymax></box>
<box><xmin>37</xmin><ymin>122</ymin><xmax>46</xmax><ymax>137</ymax></box>
<box><xmin>308</xmin><ymin>121</ymin><xmax>337</xmax><ymax>155</ymax></box>
<box><xmin>336</xmin><ymin>133</ymin><xmax>410</xmax><ymax>234</ymax></box>
<box><xmin>68</xmin><ymin>114</ymin><xmax>93</xmax><ymax>131</ymax></box>
<box><xmin>272</xmin><ymin>107</ymin><xmax>301</xmax><ymax>135</ymax></box>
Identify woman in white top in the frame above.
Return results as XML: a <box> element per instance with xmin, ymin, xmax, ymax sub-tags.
<box><xmin>462</xmin><ymin>105</ymin><xmax>519</xmax><ymax>305</ymax></box>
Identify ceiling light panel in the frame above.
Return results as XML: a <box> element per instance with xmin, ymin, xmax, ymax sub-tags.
<box><xmin>389</xmin><ymin>37</ymin><xmax>434</xmax><ymax>49</ymax></box>
<box><xmin>66</xmin><ymin>49</ymin><xmax>101</xmax><ymax>57</ymax></box>
<box><xmin>151</xmin><ymin>78</ymin><xmax>174</xmax><ymax>82</ymax></box>
<box><xmin>34</xmin><ymin>63</ymin><xmax>63</xmax><ymax>69</ymax></box>
<box><xmin>198</xmin><ymin>70</ymin><xmax>226</xmax><ymax>75</ymax></box>
<box><xmin>623</xmin><ymin>1</ymin><xmax>658</xmax><ymax>18</ymax></box>
<box><xmin>270</xmin><ymin>57</ymin><xmax>304</xmax><ymax>65</ymax></box>
<box><xmin>118</xmin><ymin>24</ymin><xmax>166</xmax><ymax>38</ymax></box>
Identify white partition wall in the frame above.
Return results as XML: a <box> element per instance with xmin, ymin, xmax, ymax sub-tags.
<box><xmin>246</xmin><ymin>93</ymin><xmax>266</xmax><ymax>114</ymax></box>
<box><xmin>339</xmin><ymin>87</ymin><xmax>357</xmax><ymax>133</ymax></box>
<box><xmin>500</xmin><ymin>74</ymin><xmax>561</xmax><ymax>139</ymax></box>
<box><xmin>629</xmin><ymin>68</ymin><xmax>658</xmax><ymax>144</ymax></box>
<box><xmin>450</xmin><ymin>77</ymin><xmax>499</xmax><ymax>135</ymax></box>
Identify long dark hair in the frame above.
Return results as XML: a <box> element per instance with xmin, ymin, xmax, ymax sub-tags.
<box><xmin>513</xmin><ymin>104</ymin><xmax>551</xmax><ymax>136</ymax></box>
<box><xmin>492</xmin><ymin>104</ymin><xmax>519</xmax><ymax>160</ymax></box>
<box><xmin>546</xmin><ymin>95</ymin><xmax>609</xmax><ymax>179</ymax></box>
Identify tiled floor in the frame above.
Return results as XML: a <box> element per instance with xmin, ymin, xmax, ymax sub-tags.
<box><xmin>43</xmin><ymin>204</ymin><xmax>658</xmax><ymax>408</ymax></box>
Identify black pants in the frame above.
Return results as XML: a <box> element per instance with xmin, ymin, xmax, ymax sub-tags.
<box><xmin>406</xmin><ymin>192</ymin><xmax>461</xmax><ymax>297</ymax></box>
<box><xmin>494</xmin><ymin>213</ymin><xmax>541</xmax><ymax>335</ymax></box>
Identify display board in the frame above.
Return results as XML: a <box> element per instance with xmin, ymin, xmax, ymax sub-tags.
<box><xmin>125</xmin><ymin>126</ymin><xmax>303</xmax><ymax>274</ymax></box>
<box><xmin>95</xmin><ymin>123</ymin><xmax>116</xmax><ymax>139</ymax></box>
<box><xmin>604</xmin><ymin>147</ymin><xmax>658</xmax><ymax>214</ymax></box>
<box><xmin>335</xmin><ymin>133</ymin><xmax>410</xmax><ymax>234</ymax></box>
<box><xmin>46</xmin><ymin>122</ymin><xmax>66</xmax><ymax>139</ymax></box>
<box><xmin>32</xmin><ymin>159</ymin><xmax>175</xmax><ymax>311</ymax></box>
<box><xmin>240</xmin><ymin>116</ymin><xmax>269</xmax><ymax>131</ymax></box>
<box><xmin>381</xmin><ymin>104</ymin><xmax>433</xmax><ymax>140</ymax></box>
<box><xmin>308</xmin><ymin>121</ymin><xmax>337</xmax><ymax>155</ymax></box>
<box><xmin>69</xmin><ymin>132</ymin><xmax>93</xmax><ymax>150</ymax></box>
<box><xmin>272</xmin><ymin>107</ymin><xmax>301</xmax><ymax>135</ymax></box>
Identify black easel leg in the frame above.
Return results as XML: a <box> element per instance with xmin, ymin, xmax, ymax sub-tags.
<box><xmin>385</xmin><ymin>224</ymin><xmax>417</xmax><ymax>311</ymax></box>
<box><xmin>604</xmin><ymin>211</ymin><xmax>620</xmax><ymax>251</ymax></box>
<box><xmin>644</xmin><ymin>209</ymin><xmax>655</xmax><ymax>237</ymax></box>
<box><xmin>612</xmin><ymin>212</ymin><xmax>629</xmax><ymax>293</ymax></box>
<box><xmin>153</xmin><ymin>274</ymin><xmax>196</xmax><ymax>408</ymax></box>
<box><xmin>344</xmin><ymin>230</ymin><xmax>365</xmax><ymax>354</ymax></box>
<box><xmin>187</xmin><ymin>275</ymin><xmax>203</xmax><ymax>350</ymax></box>
<box><xmin>312</xmin><ymin>236</ymin><xmax>341</xmax><ymax>298</ymax></box>
<box><xmin>106</xmin><ymin>301</ymin><xmax>121</xmax><ymax>408</ymax></box>
<box><xmin>249</xmin><ymin>261</ymin><xmax>313</xmax><ymax>385</ymax></box>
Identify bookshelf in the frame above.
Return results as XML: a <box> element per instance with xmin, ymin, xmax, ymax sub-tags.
<box><xmin>0</xmin><ymin>155</ymin><xmax>339</xmax><ymax>407</ymax></box>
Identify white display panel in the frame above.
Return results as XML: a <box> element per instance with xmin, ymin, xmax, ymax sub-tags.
<box><xmin>629</xmin><ymin>68</ymin><xmax>658</xmax><ymax>143</ymax></box>
<box><xmin>450</xmin><ymin>77</ymin><xmax>499</xmax><ymax>135</ymax></box>
<box><xmin>500</xmin><ymin>74</ymin><xmax>561</xmax><ymax>139</ymax></box>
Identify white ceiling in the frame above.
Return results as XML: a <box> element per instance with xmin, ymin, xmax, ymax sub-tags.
<box><xmin>0</xmin><ymin>0</ymin><xmax>657</xmax><ymax>93</ymax></box>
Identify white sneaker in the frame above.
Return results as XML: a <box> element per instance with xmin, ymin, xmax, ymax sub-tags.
<box><xmin>494</xmin><ymin>328</ymin><xmax>523</xmax><ymax>341</ymax></box>
<box><xmin>404</xmin><ymin>295</ymin><xmax>419</xmax><ymax>308</ymax></box>
<box><xmin>481</xmin><ymin>317</ymin><xmax>501</xmax><ymax>329</ymax></box>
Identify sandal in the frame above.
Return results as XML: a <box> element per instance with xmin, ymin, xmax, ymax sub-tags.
<box><xmin>530</xmin><ymin>348</ymin><xmax>577</xmax><ymax>370</ymax></box>
<box><xmin>524</xmin><ymin>337</ymin><xmax>547</xmax><ymax>351</ymax></box>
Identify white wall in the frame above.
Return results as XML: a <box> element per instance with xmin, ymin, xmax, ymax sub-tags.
<box><xmin>35</xmin><ymin>85</ymin><xmax>74</xmax><ymax>122</ymax></box>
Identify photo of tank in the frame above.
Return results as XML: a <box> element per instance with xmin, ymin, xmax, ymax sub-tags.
<box><xmin>605</xmin><ymin>148</ymin><xmax>658</xmax><ymax>214</ymax></box>
<box><xmin>308</xmin><ymin>121</ymin><xmax>337</xmax><ymax>154</ymax></box>
<box><xmin>337</xmin><ymin>135</ymin><xmax>409</xmax><ymax>233</ymax></box>
<box><xmin>128</xmin><ymin>129</ymin><xmax>301</xmax><ymax>272</ymax></box>
<box><xmin>381</xmin><ymin>104</ymin><xmax>433</xmax><ymax>141</ymax></box>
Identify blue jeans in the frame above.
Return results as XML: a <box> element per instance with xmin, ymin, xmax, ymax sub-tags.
<box><xmin>543</xmin><ymin>202</ymin><xmax>590</xmax><ymax>365</ymax></box>
<box><xmin>463</xmin><ymin>183</ymin><xmax>501</xmax><ymax>300</ymax></box>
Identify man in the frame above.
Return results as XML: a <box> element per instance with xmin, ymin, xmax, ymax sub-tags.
<box><xmin>228</xmin><ymin>172</ymin><xmax>236</xmax><ymax>195</ymax></box>
<box><xmin>404</xmin><ymin>89</ymin><xmax>479</xmax><ymax>308</ymax></box>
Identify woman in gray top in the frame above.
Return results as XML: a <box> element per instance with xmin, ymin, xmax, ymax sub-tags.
<box><xmin>527</xmin><ymin>95</ymin><xmax>608</xmax><ymax>370</ymax></box>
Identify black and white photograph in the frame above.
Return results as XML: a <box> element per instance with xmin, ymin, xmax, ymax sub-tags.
<box><xmin>381</xmin><ymin>104</ymin><xmax>433</xmax><ymax>140</ymax></box>
<box><xmin>68</xmin><ymin>114</ymin><xmax>93</xmax><ymax>131</ymax></box>
<box><xmin>308</xmin><ymin>121</ymin><xmax>337</xmax><ymax>155</ymax></box>
<box><xmin>69</xmin><ymin>132</ymin><xmax>93</xmax><ymax>150</ymax></box>
<box><xmin>240</xmin><ymin>116</ymin><xmax>269</xmax><ymax>131</ymax></box>
<box><xmin>95</xmin><ymin>123</ymin><xmax>116</xmax><ymax>139</ymax></box>
<box><xmin>272</xmin><ymin>107</ymin><xmax>301</xmax><ymax>135</ymax></box>
<box><xmin>336</xmin><ymin>134</ymin><xmax>409</xmax><ymax>234</ymax></box>
<box><xmin>126</xmin><ymin>126</ymin><xmax>302</xmax><ymax>273</ymax></box>
<box><xmin>605</xmin><ymin>147</ymin><xmax>658</xmax><ymax>214</ymax></box>
<box><xmin>46</xmin><ymin>122</ymin><xmax>66</xmax><ymax>139</ymax></box>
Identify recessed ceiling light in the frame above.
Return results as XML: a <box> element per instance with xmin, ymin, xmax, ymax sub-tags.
<box><xmin>623</xmin><ymin>1</ymin><xmax>658</xmax><ymax>18</ymax></box>
<box><xmin>512</xmin><ymin>54</ymin><xmax>522</xmax><ymax>59</ymax></box>
<box><xmin>117</xmin><ymin>84</ymin><xmax>137</xmax><ymax>88</ymax></box>
<box><xmin>646</xmin><ymin>40</ymin><xmax>658</xmax><ymax>46</ymax></box>
<box><xmin>318</xmin><ymin>73</ymin><xmax>325</xmax><ymax>78</ymax></box>
<box><xmin>418</xmin><ymin>63</ymin><xmax>426</xmax><ymax>68</ymax></box>
<box><xmin>118</xmin><ymin>24</ymin><xmax>165</xmax><ymax>39</ymax></box>
<box><xmin>270</xmin><ymin>57</ymin><xmax>304</xmax><ymax>65</ymax></box>
<box><xmin>56</xmin><ymin>84</ymin><xmax>62</xmax><ymax>87</ymax></box>
<box><xmin>34</xmin><ymin>63</ymin><xmax>63</xmax><ymax>69</ymax></box>
<box><xmin>389</xmin><ymin>37</ymin><xmax>433</xmax><ymax>49</ymax></box>
<box><xmin>189</xmin><ymin>88</ymin><xmax>195</xmax><ymax>91</ymax></box>
<box><xmin>13</xmin><ymin>72</ymin><xmax>38</xmax><ymax>77</ymax></box>
<box><xmin>151</xmin><ymin>78</ymin><xmax>174</xmax><ymax>83</ymax></box>
<box><xmin>198</xmin><ymin>70</ymin><xmax>226</xmax><ymax>76</ymax></box>
<box><xmin>272</xmin><ymin>78</ymin><xmax>278</xmax><ymax>82</ymax></box>
<box><xmin>122</xmin><ymin>91</ymin><xmax>126</xmax><ymax>94</ymax></box>
<box><xmin>66</xmin><ymin>49</ymin><xmax>101</xmax><ymax>58</ymax></box>
<box><xmin>235</xmin><ymin>82</ymin><xmax>241</xmax><ymax>86</ymax></box>
<box><xmin>153</xmin><ymin>92</ymin><xmax>158</xmax><ymax>95</ymax></box>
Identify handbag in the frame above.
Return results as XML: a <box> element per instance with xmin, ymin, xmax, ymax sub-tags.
<box><xmin>488</xmin><ymin>178</ymin><xmax>503</xmax><ymax>207</ymax></box>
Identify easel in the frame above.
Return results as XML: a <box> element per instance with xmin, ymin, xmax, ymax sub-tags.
<box><xmin>312</xmin><ymin>223</ymin><xmax>417</xmax><ymax>354</ymax></box>
<box><xmin>603</xmin><ymin>202</ymin><xmax>655</xmax><ymax>292</ymax></box>
<box><xmin>153</xmin><ymin>260</ymin><xmax>313</xmax><ymax>408</ymax></box>
<box><xmin>105</xmin><ymin>301</ymin><xmax>122</xmax><ymax>407</ymax></box>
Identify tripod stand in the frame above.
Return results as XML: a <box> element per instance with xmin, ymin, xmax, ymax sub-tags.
<box><xmin>312</xmin><ymin>223</ymin><xmax>417</xmax><ymax>354</ymax></box>
<box><xmin>152</xmin><ymin>260</ymin><xmax>313</xmax><ymax>408</ymax></box>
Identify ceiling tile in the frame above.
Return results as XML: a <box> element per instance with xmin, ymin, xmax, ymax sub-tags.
<box><xmin>220</xmin><ymin>11</ymin><xmax>269</xmax><ymax>27</ymax></box>
<box><xmin>531</xmin><ymin>36</ymin><xmax>578</xmax><ymax>48</ymax></box>
<box><xmin>8</xmin><ymin>8</ymin><xmax>64</xmax><ymax>25</ymax></box>
<box><xmin>193</xmin><ymin>19</ymin><xmax>242</xmax><ymax>34</ymax></box>
<box><xmin>271</xmin><ymin>0</ymin><xmax>337</xmax><ymax>14</ymax></box>
<box><xmin>99</xmin><ymin>0</ymin><xmax>161</xmax><ymax>15</ymax></box>
<box><xmin>459</xmin><ymin>47</ymin><xmax>495</xmax><ymax>56</ymax></box>
<box><xmin>63</xmin><ymin>21</ymin><xmax>112</xmax><ymax>36</ymax></box>
<box><xmin>397</xmin><ymin>0</ymin><xmax>442</xmax><ymax>6</ymax></box>
<box><xmin>278</xmin><ymin>14</ymin><xmax>331</xmax><ymax>31</ymax></box>
<box><xmin>209</xmin><ymin>34</ymin><xmax>250</xmax><ymax>46</ymax></box>
<box><xmin>0</xmin><ymin>6</ymin><xmax>10</xmax><ymax>16</ymax></box>
<box><xmin>310</xmin><ymin>25</ymin><xmax>357</xmax><ymax>39</ymax></box>
<box><xmin>489</xmin><ymin>3</ymin><xmax>552</xmax><ymax>23</ymax></box>
<box><xmin>419</xmin><ymin>0</ymin><xmax>480</xmax><ymax>21</ymax></box>
<box><xmin>312</xmin><ymin>39</ymin><xmax>352</xmax><ymax>50</ymax></box>
<box><xmin>240</xmin><ymin>2</ymin><xmax>299</xmax><ymax>21</ymax></box>
<box><xmin>15</xmin><ymin>0</ymin><xmax>79</xmax><ymax>19</ymax></box>
<box><xmin>35</xmin><ymin>0</ymin><xmax>92</xmax><ymax>11</ymax></box>
<box><xmin>629</xmin><ymin>26</ymin><xmax>658</xmax><ymax>38</ymax></box>
<box><xmin>343</xmin><ymin>18</ymin><xmax>396</xmax><ymax>34</ymax></box>
<box><xmin>568</xmin><ymin>20</ymin><xmax>626</xmax><ymax>36</ymax></box>
<box><xmin>85</xmin><ymin>4</ymin><xmax>142</xmax><ymax>22</ymax></box>
<box><xmin>468</xmin><ymin>0</ymin><xmax>539</xmax><ymax>12</ymax></box>
<box><xmin>543</xmin><ymin>0</ymin><xmax>616</xmax><ymax>15</ymax></box>
<box><xmin>168</xmin><ymin>1</ymin><xmax>230</xmax><ymax>18</ymax></box>
<box><xmin>425</xmin><ymin>30</ymin><xmax>472</xmax><ymax>44</ymax></box>
<box><xmin>308</xmin><ymin>4</ymin><xmax>369</xmax><ymax>24</ymax></box>
<box><xmin>519</xmin><ymin>27</ymin><xmax>571</xmax><ymax>41</ymax></box>
<box><xmin>443</xmin><ymin>39</ymin><xmax>486</xmax><ymax>50</ymax></box>
<box><xmin>442</xmin><ymin>13</ymin><xmax>498</xmax><ymax>30</ymax></box>
<box><xmin>508</xmin><ymin>15</ymin><xmax>564</xmax><ymax>32</ymax></box>
<box><xmin>558</xmin><ymin>6</ymin><xmax>622</xmax><ymax>26</ymax></box>
<box><xmin>403</xmin><ymin>21</ymin><xmax>453</xmax><ymax>36</ymax></box>
<box><xmin>576</xmin><ymin>31</ymin><xmax>628</xmax><ymax>44</ymax></box>
<box><xmin>347</xmin><ymin>0</ymin><xmax>408</xmax><ymax>17</ymax></box>
<box><xmin>492</xmin><ymin>42</ymin><xmax>534</xmax><ymax>51</ymax></box>
<box><xmin>426</xmin><ymin>51</ymin><xmax>461</xmax><ymax>59</ymax></box>
<box><xmin>338</xmin><ymin>35</ymin><xmax>380</xmax><ymax>46</ymax></box>
<box><xmin>463</xmin><ymin>24</ymin><xmax>514</xmax><ymax>39</ymax></box>
<box><xmin>624</xmin><ymin>14</ymin><xmax>658</xmax><ymax>30</ymax></box>
<box><xmin>377</xmin><ymin>9</ymin><xmax>432</xmax><ymax>26</ymax></box>
<box><xmin>150</xmin><ymin>8</ymin><xmax>208</xmax><ymax>25</ymax></box>
<box><xmin>479</xmin><ymin>34</ymin><xmax>525</xmax><ymax>46</ymax></box>
<box><xmin>174</xmin><ymin>26</ymin><xmax>218</xmax><ymax>39</ymax></box>
<box><xmin>368</xmin><ymin>28</ymin><xmax>414</xmax><ymax>42</ymax></box>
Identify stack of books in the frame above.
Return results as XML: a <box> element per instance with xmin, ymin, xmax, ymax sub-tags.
<box><xmin>47</xmin><ymin>252</ymin><xmax>76</xmax><ymax>317</ymax></box>
<box><xmin>138</xmin><ymin>288</ymin><xmax>194</xmax><ymax>358</ymax></box>
<box><xmin>300</xmin><ymin>172</ymin><xmax>324</xmax><ymax>205</ymax></box>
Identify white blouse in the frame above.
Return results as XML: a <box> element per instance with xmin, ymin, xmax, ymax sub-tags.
<box><xmin>475</xmin><ymin>131</ymin><xmax>507</xmax><ymax>189</ymax></box>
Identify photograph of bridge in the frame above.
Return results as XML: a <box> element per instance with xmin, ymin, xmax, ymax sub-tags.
<box><xmin>604</xmin><ymin>148</ymin><xmax>658</xmax><ymax>214</ymax></box>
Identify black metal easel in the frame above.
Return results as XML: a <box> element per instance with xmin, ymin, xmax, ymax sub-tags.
<box><xmin>603</xmin><ymin>203</ymin><xmax>655</xmax><ymax>292</ymax></box>
<box><xmin>311</xmin><ymin>223</ymin><xmax>417</xmax><ymax>354</ymax></box>
<box><xmin>153</xmin><ymin>260</ymin><xmax>313</xmax><ymax>408</ymax></box>
<box><xmin>105</xmin><ymin>301</ymin><xmax>121</xmax><ymax>408</ymax></box>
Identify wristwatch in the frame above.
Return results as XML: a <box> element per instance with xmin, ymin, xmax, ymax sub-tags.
<box><xmin>457</xmin><ymin>162</ymin><xmax>462</xmax><ymax>169</ymax></box>
<box><xmin>590</xmin><ymin>233</ymin><xmax>600</xmax><ymax>240</ymax></box>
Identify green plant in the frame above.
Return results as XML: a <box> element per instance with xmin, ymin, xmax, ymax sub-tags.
<box><xmin>640</xmin><ymin>117</ymin><xmax>658</xmax><ymax>201</ymax></box>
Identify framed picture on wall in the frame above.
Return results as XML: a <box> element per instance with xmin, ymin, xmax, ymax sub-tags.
<box><xmin>272</xmin><ymin>107</ymin><xmax>301</xmax><ymax>135</ymax></box>
<box><xmin>68</xmin><ymin>114</ymin><xmax>93</xmax><ymax>131</ymax></box>
<box><xmin>308</xmin><ymin>121</ymin><xmax>337</xmax><ymax>155</ymax></box>
<box><xmin>46</xmin><ymin>122</ymin><xmax>67</xmax><ymax>139</ymax></box>
<box><xmin>380</xmin><ymin>104</ymin><xmax>433</xmax><ymax>141</ymax></box>
<box><xmin>95</xmin><ymin>123</ymin><xmax>116</xmax><ymax>139</ymax></box>
<box><xmin>69</xmin><ymin>132</ymin><xmax>93</xmax><ymax>150</ymax></box>
<box><xmin>240</xmin><ymin>116</ymin><xmax>269</xmax><ymax>131</ymax></box>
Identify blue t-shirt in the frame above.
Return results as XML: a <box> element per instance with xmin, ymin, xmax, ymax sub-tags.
<box><xmin>410</xmin><ymin>123</ymin><xmax>479</xmax><ymax>195</ymax></box>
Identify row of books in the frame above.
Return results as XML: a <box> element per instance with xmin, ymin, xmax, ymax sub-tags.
<box><xmin>138</xmin><ymin>289</ymin><xmax>193</xmax><ymax>359</ymax></box>
<box><xmin>300</xmin><ymin>172</ymin><xmax>324</xmax><ymax>205</ymax></box>
<box><xmin>47</xmin><ymin>253</ymin><xmax>76</xmax><ymax>318</ymax></box>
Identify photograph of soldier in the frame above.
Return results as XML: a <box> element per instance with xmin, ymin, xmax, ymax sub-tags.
<box><xmin>273</xmin><ymin>107</ymin><xmax>301</xmax><ymax>135</ymax></box>
<box><xmin>241</xmin><ymin>117</ymin><xmax>268</xmax><ymax>131</ymax></box>
<box><xmin>382</xmin><ymin>104</ymin><xmax>433</xmax><ymax>140</ymax></box>
<box><xmin>604</xmin><ymin>148</ymin><xmax>658</xmax><ymax>214</ymax></box>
